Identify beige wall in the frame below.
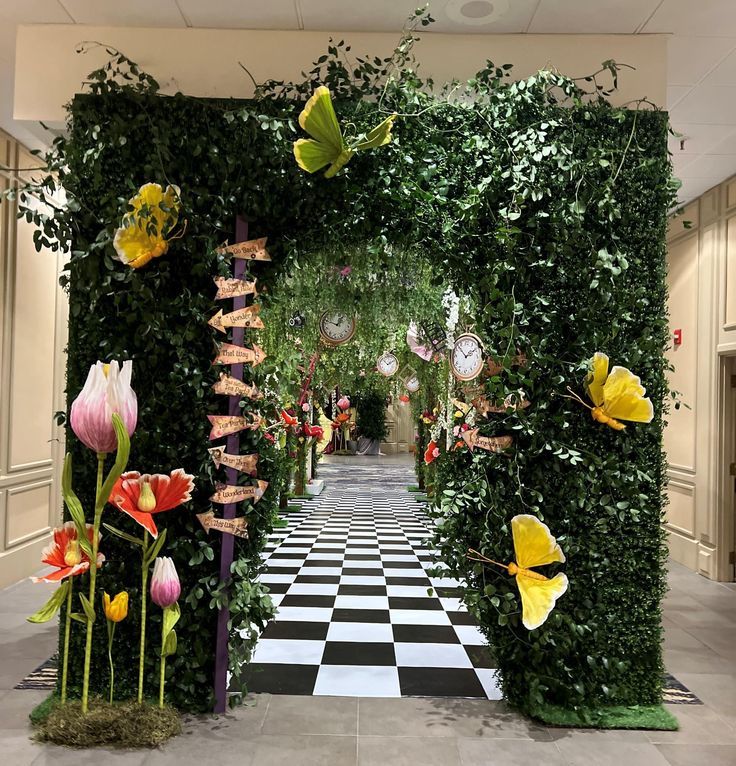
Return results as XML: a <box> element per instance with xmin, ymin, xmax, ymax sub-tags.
<box><xmin>0</xmin><ymin>129</ymin><xmax>67</xmax><ymax>588</ymax></box>
<box><xmin>666</xmin><ymin>179</ymin><xmax>736</xmax><ymax>581</ymax></box>
<box><xmin>13</xmin><ymin>26</ymin><xmax>666</xmax><ymax>127</ymax></box>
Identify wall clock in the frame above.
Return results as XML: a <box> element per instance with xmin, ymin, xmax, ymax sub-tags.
<box><xmin>319</xmin><ymin>310</ymin><xmax>356</xmax><ymax>345</ymax></box>
<box><xmin>377</xmin><ymin>352</ymin><xmax>399</xmax><ymax>377</ymax></box>
<box><xmin>451</xmin><ymin>332</ymin><xmax>484</xmax><ymax>381</ymax></box>
<box><xmin>406</xmin><ymin>375</ymin><xmax>420</xmax><ymax>392</ymax></box>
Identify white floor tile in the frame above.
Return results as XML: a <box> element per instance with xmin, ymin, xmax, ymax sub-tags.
<box><xmin>340</xmin><ymin>575</ymin><xmax>386</xmax><ymax>586</ymax></box>
<box><xmin>286</xmin><ymin>583</ymin><xmax>340</xmax><ymax>596</ymax></box>
<box><xmin>260</xmin><ymin>574</ymin><xmax>298</xmax><ymax>584</ymax></box>
<box><xmin>326</xmin><ymin>622</ymin><xmax>394</xmax><ymax>642</ymax></box>
<box><xmin>313</xmin><ymin>665</ymin><xmax>401</xmax><ymax>697</ymax></box>
<box><xmin>306</xmin><ymin>552</ymin><xmax>344</xmax><ymax>560</ymax></box>
<box><xmin>299</xmin><ymin>567</ymin><xmax>344</xmax><ymax>576</ymax></box>
<box><xmin>381</xmin><ymin>555</ymin><xmax>419</xmax><ymax>562</ymax></box>
<box><xmin>266</xmin><ymin>558</ymin><xmax>306</xmax><ymax>567</ymax></box>
<box><xmin>390</xmin><ymin>609</ymin><xmax>452</xmax><ymax>625</ymax></box>
<box><xmin>394</xmin><ymin>642</ymin><xmax>473</xmax><ymax>668</ymax></box>
<box><xmin>386</xmin><ymin>585</ymin><xmax>433</xmax><ymax>597</ymax></box>
<box><xmin>439</xmin><ymin>597</ymin><xmax>467</xmax><ymax>612</ymax></box>
<box><xmin>453</xmin><ymin>625</ymin><xmax>486</xmax><ymax>645</ymax></box>
<box><xmin>252</xmin><ymin>638</ymin><xmax>325</xmax><ymax>664</ymax></box>
<box><xmin>272</xmin><ymin>606</ymin><xmax>333</xmax><ymax>622</ymax></box>
<box><xmin>334</xmin><ymin>595</ymin><xmax>390</xmax><ymax>610</ymax></box>
<box><xmin>383</xmin><ymin>568</ymin><xmax>427</xmax><ymax>578</ymax></box>
<box><xmin>429</xmin><ymin>577</ymin><xmax>463</xmax><ymax>588</ymax></box>
<box><xmin>475</xmin><ymin>668</ymin><xmax>503</xmax><ymax>700</ymax></box>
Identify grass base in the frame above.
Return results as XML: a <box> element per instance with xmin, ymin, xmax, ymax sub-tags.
<box><xmin>272</xmin><ymin>517</ymin><xmax>289</xmax><ymax>528</ymax></box>
<box><xmin>529</xmin><ymin>702</ymin><xmax>678</xmax><ymax>731</ymax></box>
<box><xmin>31</xmin><ymin>696</ymin><xmax>182</xmax><ymax>748</ymax></box>
<box><xmin>406</xmin><ymin>485</ymin><xmax>422</xmax><ymax>492</ymax></box>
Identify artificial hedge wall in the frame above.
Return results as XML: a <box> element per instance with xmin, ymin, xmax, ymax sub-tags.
<box><xmin>23</xmin><ymin>24</ymin><xmax>675</xmax><ymax>716</ymax></box>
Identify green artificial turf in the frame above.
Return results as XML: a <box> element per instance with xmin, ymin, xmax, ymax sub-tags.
<box><xmin>529</xmin><ymin>702</ymin><xmax>678</xmax><ymax>730</ymax></box>
<box><xmin>406</xmin><ymin>485</ymin><xmax>422</xmax><ymax>492</ymax></box>
<box><xmin>272</xmin><ymin>517</ymin><xmax>289</xmax><ymax>528</ymax></box>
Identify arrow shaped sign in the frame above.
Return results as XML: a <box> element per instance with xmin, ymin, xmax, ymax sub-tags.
<box><xmin>212</xmin><ymin>373</ymin><xmax>262</xmax><ymax>399</ymax></box>
<box><xmin>214</xmin><ymin>276</ymin><xmax>258</xmax><ymax>300</ymax></box>
<box><xmin>213</xmin><ymin>343</ymin><xmax>266</xmax><ymax>366</ymax></box>
<box><xmin>208</xmin><ymin>305</ymin><xmax>264</xmax><ymax>334</ymax></box>
<box><xmin>461</xmin><ymin>429</ymin><xmax>513</xmax><ymax>453</ymax></box>
<box><xmin>210</xmin><ymin>480</ymin><xmax>269</xmax><ymax>505</ymax></box>
<box><xmin>196</xmin><ymin>510</ymin><xmax>249</xmax><ymax>539</ymax></box>
<box><xmin>216</xmin><ymin>237</ymin><xmax>271</xmax><ymax>261</ymax></box>
<box><xmin>208</xmin><ymin>447</ymin><xmax>259</xmax><ymax>474</ymax></box>
<box><xmin>207</xmin><ymin>414</ymin><xmax>263</xmax><ymax>440</ymax></box>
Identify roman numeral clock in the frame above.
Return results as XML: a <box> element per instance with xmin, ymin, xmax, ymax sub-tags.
<box><xmin>450</xmin><ymin>332</ymin><xmax>484</xmax><ymax>381</ymax></box>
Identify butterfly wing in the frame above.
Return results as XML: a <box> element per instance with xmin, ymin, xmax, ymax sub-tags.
<box><xmin>516</xmin><ymin>572</ymin><xmax>569</xmax><ymax>630</ymax></box>
<box><xmin>293</xmin><ymin>87</ymin><xmax>346</xmax><ymax>174</ymax></box>
<box><xmin>113</xmin><ymin>223</ymin><xmax>163</xmax><ymax>268</ymax></box>
<box><xmin>511</xmin><ymin>514</ymin><xmax>565</xmax><ymax>569</ymax></box>
<box><xmin>353</xmin><ymin>114</ymin><xmax>397</xmax><ymax>150</ymax></box>
<box><xmin>584</xmin><ymin>352</ymin><xmax>609</xmax><ymax>407</ymax></box>
<box><xmin>601</xmin><ymin>366</ymin><xmax>654</xmax><ymax>423</ymax></box>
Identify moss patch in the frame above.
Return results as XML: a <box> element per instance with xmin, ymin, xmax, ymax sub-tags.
<box><xmin>529</xmin><ymin>703</ymin><xmax>678</xmax><ymax>731</ymax></box>
<box><xmin>32</xmin><ymin>698</ymin><xmax>182</xmax><ymax>748</ymax></box>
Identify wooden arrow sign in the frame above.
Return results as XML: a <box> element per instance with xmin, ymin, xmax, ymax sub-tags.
<box><xmin>210</xmin><ymin>480</ymin><xmax>269</xmax><ymax>505</ymax></box>
<box><xmin>217</xmin><ymin>237</ymin><xmax>271</xmax><ymax>261</ymax></box>
<box><xmin>214</xmin><ymin>343</ymin><xmax>266</xmax><ymax>366</ymax></box>
<box><xmin>212</xmin><ymin>373</ymin><xmax>261</xmax><ymax>399</ymax></box>
<box><xmin>207</xmin><ymin>414</ymin><xmax>263</xmax><ymax>440</ymax></box>
<box><xmin>472</xmin><ymin>395</ymin><xmax>532</xmax><ymax>416</ymax></box>
<box><xmin>214</xmin><ymin>276</ymin><xmax>258</xmax><ymax>300</ymax></box>
<box><xmin>208</xmin><ymin>447</ymin><xmax>259</xmax><ymax>474</ymax></box>
<box><xmin>196</xmin><ymin>510</ymin><xmax>249</xmax><ymax>539</ymax></box>
<box><xmin>208</xmin><ymin>305</ymin><xmax>264</xmax><ymax>333</ymax></box>
<box><xmin>461</xmin><ymin>429</ymin><xmax>513</xmax><ymax>453</ymax></box>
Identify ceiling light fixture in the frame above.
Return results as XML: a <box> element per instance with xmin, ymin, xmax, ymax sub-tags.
<box><xmin>445</xmin><ymin>0</ymin><xmax>510</xmax><ymax>26</ymax></box>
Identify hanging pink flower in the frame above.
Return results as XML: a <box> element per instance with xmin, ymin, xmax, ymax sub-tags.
<box><xmin>337</xmin><ymin>396</ymin><xmax>351</xmax><ymax>410</ymax></box>
<box><xmin>301</xmin><ymin>402</ymin><xmax>310</xmax><ymax>412</ymax></box>
<box><xmin>339</xmin><ymin>265</ymin><xmax>352</xmax><ymax>278</ymax></box>
<box><xmin>150</xmin><ymin>557</ymin><xmax>181</xmax><ymax>608</ymax></box>
<box><xmin>70</xmin><ymin>361</ymin><xmax>137</xmax><ymax>454</ymax></box>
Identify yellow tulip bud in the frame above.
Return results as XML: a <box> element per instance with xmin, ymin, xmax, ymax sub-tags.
<box><xmin>64</xmin><ymin>539</ymin><xmax>82</xmax><ymax>566</ymax></box>
<box><xmin>103</xmin><ymin>591</ymin><xmax>129</xmax><ymax>623</ymax></box>
<box><xmin>137</xmin><ymin>480</ymin><xmax>157</xmax><ymax>512</ymax></box>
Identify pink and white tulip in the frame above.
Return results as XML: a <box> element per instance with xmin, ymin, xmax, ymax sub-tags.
<box><xmin>70</xmin><ymin>360</ymin><xmax>137</xmax><ymax>454</ymax></box>
<box><xmin>150</xmin><ymin>557</ymin><xmax>181</xmax><ymax>608</ymax></box>
<box><xmin>337</xmin><ymin>396</ymin><xmax>350</xmax><ymax>410</ymax></box>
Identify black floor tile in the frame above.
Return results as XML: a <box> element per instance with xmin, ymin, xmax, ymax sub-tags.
<box><xmin>447</xmin><ymin>611</ymin><xmax>478</xmax><ymax>625</ymax></box>
<box><xmin>464</xmin><ymin>645</ymin><xmax>495</xmax><ymax>668</ymax></box>
<box><xmin>263</xmin><ymin>582</ymin><xmax>292</xmax><ymax>594</ymax></box>
<box><xmin>384</xmin><ymin>561</ymin><xmax>424</xmax><ymax>569</ymax></box>
<box><xmin>344</xmin><ymin>554</ymin><xmax>382</xmax><ymax>561</ymax></box>
<box><xmin>279</xmin><ymin>594</ymin><xmax>336</xmax><ymax>608</ymax></box>
<box><xmin>264</xmin><ymin>566</ymin><xmax>301</xmax><ymax>575</ymax></box>
<box><xmin>332</xmin><ymin>608</ymin><xmax>391</xmax><ymax>623</ymax></box>
<box><xmin>388</xmin><ymin>596</ymin><xmax>443</xmax><ymax>611</ymax></box>
<box><xmin>385</xmin><ymin>576</ymin><xmax>433</xmax><ymax>587</ymax></box>
<box><xmin>261</xmin><ymin>621</ymin><xmax>329</xmax><ymax>640</ymax></box>
<box><xmin>322</xmin><ymin>642</ymin><xmax>396</xmax><ymax>666</ymax></box>
<box><xmin>392</xmin><ymin>624</ymin><xmax>460</xmax><ymax>644</ymax></box>
<box><xmin>338</xmin><ymin>584</ymin><xmax>388</xmax><ymax>596</ymax></box>
<box><xmin>302</xmin><ymin>559</ymin><xmax>343</xmax><ymax>568</ymax></box>
<box><xmin>398</xmin><ymin>667</ymin><xmax>486</xmax><ymax>698</ymax></box>
<box><xmin>242</xmin><ymin>663</ymin><xmax>318</xmax><ymax>695</ymax></box>
<box><xmin>342</xmin><ymin>567</ymin><xmax>385</xmax><ymax>577</ymax></box>
<box><xmin>294</xmin><ymin>574</ymin><xmax>341</xmax><ymax>584</ymax></box>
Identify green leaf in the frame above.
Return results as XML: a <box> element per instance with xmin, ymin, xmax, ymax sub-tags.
<box><xmin>69</xmin><ymin>612</ymin><xmax>86</xmax><ymax>623</ymax></box>
<box><xmin>79</xmin><ymin>592</ymin><xmax>96</xmax><ymax>623</ymax></box>
<box><xmin>27</xmin><ymin>581</ymin><xmax>70</xmax><ymax>623</ymax></box>
<box><xmin>163</xmin><ymin>628</ymin><xmax>178</xmax><ymax>657</ymax></box>
<box><xmin>96</xmin><ymin>413</ymin><xmax>131</xmax><ymax>514</ymax></box>
<box><xmin>62</xmin><ymin>453</ymin><xmax>93</xmax><ymax>557</ymax></box>
<box><xmin>144</xmin><ymin>528</ymin><xmax>168</xmax><ymax>565</ymax></box>
<box><xmin>161</xmin><ymin>602</ymin><xmax>181</xmax><ymax>657</ymax></box>
<box><xmin>103</xmin><ymin>523</ymin><xmax>144</xmax><ymax>547</ymax></box>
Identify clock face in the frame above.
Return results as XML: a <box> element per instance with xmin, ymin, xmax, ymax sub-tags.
<box><xmin>451</xmin><ymin>333</ymin><xmax>484</xmax><ymax>381</ymax></box>
<box><xmin>406</xmin><ymin>375</ymin><xmax>420</xmax><ymax>393</ymax></box>
<box><xmin>377</xmin><ymin>352</ymin><xmax>399</xmax><ymax>377</ymax></box>
<box><xmin>319</xmin><ymin>311</ymin><xmax>356</xmax><ymax>345</ymax></box>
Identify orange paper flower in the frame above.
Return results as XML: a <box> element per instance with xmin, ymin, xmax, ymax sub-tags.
<box><xmin>109</xmin><ymin>469</ymin><xmax>194</xmax><ymax>539</ymax></box>
<box><xmin>424</xmin><ymin>440</ymin><xmax>440</xmax><ymax>465</ymax></box>
<box><xmin>336</xmin><ymin>412</ymin><xmax>350</xmax><ymax>424</ymax></box>
<box><xmin>281</xmin><ymin>409</ymin><xmax>298</xmax><ymax>428</ymax></box>
<box><xmin>33</xmin><ymin>521</ymin><xmax>104</xmax><ymax>583</ymax></box>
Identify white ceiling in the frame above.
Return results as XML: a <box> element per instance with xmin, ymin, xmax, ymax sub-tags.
<box><xmin>1</xmin><ymin>0</ymin><xmax>736</xmax><ymax>204</ymax></box>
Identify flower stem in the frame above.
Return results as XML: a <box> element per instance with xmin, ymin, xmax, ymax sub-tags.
<box><xmin>61</xmin><ymin>579</ymin><xmax>73</xmax><ymax>704</ymax></box>
<box><xmin>138</xmin><ymin>531</ymin><xmax>149</xmax><ymax>703</ymax></box>
<box><xmin>107</xmin><ymin>621</ymin><xmax>115</xmax><ymax>704</ymax></box>
<box><xmin>159</xmin><ymin>618</ymin><xmax>166</xmax><ymax>709</ymax></box>
<box><xmin>81</xmin><ymin>452</ymin><xmax>106</xmax><ymax>714</ymax></box>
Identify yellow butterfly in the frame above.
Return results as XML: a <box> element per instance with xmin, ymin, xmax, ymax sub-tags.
<box><xmin>113</xmin><ymin>183</ymin><xmax>182</xmax><ymax>269</ymax></box>
<box><xmin>469</xmin><ymin>514</ymin><xmax>568</xmax><ymax>631</ymax></box>
<box><xmin>293</xmin><ymin>86</ymin><xmax>397</xmax><ymax>178</ymax></box>
<box><xmin>568</xmin><ymin>352</ymin><xmax>654</xmax><ymax>430</ymax></box>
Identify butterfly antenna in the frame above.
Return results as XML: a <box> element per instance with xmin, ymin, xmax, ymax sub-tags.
<box><xmin>560</xmin><ymin>386</ymin><xmax>592</xmax><ymax>410</ymax></box>
<box><xmin>467</xmin><ymin>548</ymin><xmax>509</xmax><ymax>571</ymax></box>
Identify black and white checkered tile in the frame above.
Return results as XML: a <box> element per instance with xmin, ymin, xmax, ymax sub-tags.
<box><xmin>245</xmin><ymin>460</ymin><xmax>502</xmax><ymax>699</ymax></box>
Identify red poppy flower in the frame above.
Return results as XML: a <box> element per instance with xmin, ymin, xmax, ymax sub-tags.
<box><xmin>109</xmin><ymin>469</ymin><xmax>194</xmax><ymax>539</ymax></box>
<box><xmin>424</xmin><ymin>440</ymin><xmax>440</xmax><ymax>465</ymax></box>
<box><xmin>303</xmin><ymin>422</ymin><xmax>324</xmax><ymax>440</ymax></box>
<box><xmin>281</xmin><ymin>409</ymin><xmax>298</xmax><ymax>428</ymax></box>
<box><xmin>33</xmin><ymin>521</ymin><xmax>103</xmax><ymax>583</ymax></box>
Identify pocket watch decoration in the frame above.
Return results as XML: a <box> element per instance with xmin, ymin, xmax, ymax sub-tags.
<box><xmin>451</xmin><ymin>332</ymin><xmax>484</xmax><ymax>381</ymax></box>
<box><xmin>405</xmin><ymin>375</ymin><xmax>420</xmax><ymax>393</ymax></box>
<box><xmin>377</xmin><ymin>352</ymin><xmax>399</xmax><ymax>377</ymax></box>
<box><xmin>319</xmin><ymin>310</ymin><xmax>356</xmax><ymax>345</ymax></box>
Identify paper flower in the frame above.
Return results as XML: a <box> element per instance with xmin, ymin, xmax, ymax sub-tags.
<box><xmin>113</xmin><ymin>183</ymin><xmax>181</xmax><ymax>269</ymax></box>
<box><xmin>150</xmin><ymin>557</ymin><xmax>181</xmax><ymax>608</ymax></box>
<box><xmin>337</xmin><ymin>396</ymin><xmax>351</xmax><ymax>410</ymax></box>
<box><xmin>399</xmin><ymin>394</ymin><xmax>410</xmax><ymax>405</ymax></box>
<box><xmin>109</xmin><ymin>469</ymin><xmax>195</xmax><ymax>539</ymax></box>
<box><xmin>338</xmin><ymin>265</ymin><xmax>352</xmax><ymax>279</ymax></box>
<box><xmin>70</xmin><ymin>361</ymin><xmax>137</xmax><ymax>454</ymax></box>
<box><xmin>424</xmin><ymin>440</ymin><xmax>440</xmax><ymax>465</ymax></box>
<box><xmin>303</xmin><ymin>422</ymin><xmax>324</xmax><ymax>440</ymax></box>
<box><xmin>103</xmin><ymin>591</ymin><xmax>129</xmax><ymax>623</ymax></box>
<box><xmin>32</xmin><ymin>521</ymin><xmax>103</xmax><ymax>583</ymax></box>
<box><xmin>281</xmin><ymin>409</ymin><xmax>298</xmax><ymax>428</ymax></box>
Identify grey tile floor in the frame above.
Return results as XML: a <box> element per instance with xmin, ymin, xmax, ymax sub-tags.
<box><xmin>2</xmin><ymin>558</ymin><xmax>736</xmax><ymax>763</ymax></box>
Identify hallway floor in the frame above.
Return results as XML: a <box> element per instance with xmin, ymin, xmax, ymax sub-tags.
<box><xmin>1</xmin><ymin>456</ymin><xmax>736</xmax><ymax>764</ymax></box>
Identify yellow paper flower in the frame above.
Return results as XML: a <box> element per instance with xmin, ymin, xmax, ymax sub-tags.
<box><xmin>103</xmin><ymin>591</ymin><xmax>129</xmax><ymax>623</ymax></box>
<box><xmin>113</xmin><ymin>183</ymin><xmax>181</xmax><ymax>269</ymax></box>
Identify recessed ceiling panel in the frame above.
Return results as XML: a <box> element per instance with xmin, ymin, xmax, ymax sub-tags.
<box><xmin>0</xmin><ymin>0</ymin><xmax>72</xmax><ymax>24</ymax></box>
<box><xmin>528</xmin><ymin>0</ymin><xmax>660</xmax><ymax>33</ymax></box>
<box><xmin>301</xmin><ymin>0</ymin><xmax>538</xmax><ymax>34</ymax></box>
<box><xmin>668</xmin><ymin>123</ymin><xmax>736</xmax><ymax>156</ymax></box>
<box><xmin>60</xmin><ymin>0</ymin><xmax>186</xmax><ymax>27</ymax></box>
<box><xmin>177</xmin><ymin>0</ymin><xmax>300</xmax><ymax>29</ymax></box>
<box><xmin>667</xmin><ymin>35</ymin><xmax>736</xmax><ymax>87</ymax></box>
<box><xmin>670</xmin><ymin>85</ymin><xmax>736</xmax><ymax>124</ymax></box>
<box><xmin>643</xmin><ymin>0</ymin><xmax>736</xmax><ymax>36</ymax></box>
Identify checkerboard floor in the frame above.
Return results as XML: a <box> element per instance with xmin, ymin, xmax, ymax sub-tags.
<box><xmin>244</xmin><ymin>460</ymin><xmax>501</xmax><ymax>699</ymax></box>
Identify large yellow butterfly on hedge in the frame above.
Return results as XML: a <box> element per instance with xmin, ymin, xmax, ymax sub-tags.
<box><xmin>293</xmin><ymin>86</ymin><xmax>397</xmax><ymax>178</ymax></box>
<box><xmin>469</xmin><ymin>514</ymin><xmax>568</xmax><ymax>631</ymax></box>
<box><xmin>568</xmin><ymin>352</ymin><xmax>654</xmax><ymax>430</ymax></box>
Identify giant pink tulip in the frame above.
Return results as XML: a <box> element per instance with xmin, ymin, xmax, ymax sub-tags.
<box><xmin>150</xmin><ymin>557</ymin><xmax>181</xmax><ymax>608</ymax></box>
<box><xmin>70</xmin><ymin>360</ymin><xmax>137</xmax><ymax>454</ymax></box>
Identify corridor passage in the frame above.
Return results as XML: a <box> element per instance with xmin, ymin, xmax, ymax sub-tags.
<box><xmin>248</xmin><ymin>456</ymin><xmax>501</xmax><ymax>699</ymax></box>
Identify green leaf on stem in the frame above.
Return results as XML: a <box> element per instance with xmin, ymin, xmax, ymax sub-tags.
<box><xmin>103</xmin><ymin>523</ymin><xmax>144</xmax><ymax>546</ymax></box>
<box><xmin>144</xmin><ymin>529</ymin><xmax>168</xmax><ymax>565</ymax></box>
<box><xmin>96</xmin><ymin>413</ymin><xmax>131</xmax><ymax>514</ymax></box>
<box><xmin>161</xmin><ymin>602</ymin><xmax>180</xmax><ymax>657</ymax></box>
<box><xmin>62</xmin><ymin>453</ymin><xmax>93</xmax><ymax>558</ymax></box>
<box><xmin>79</xmin><ymin>592</ymin><xmax>96</xmax><ymax>623</ymax></box>
<box><xmin>27</xmin><ymin>581</ymin><xmax>70</xmax><ymax>623</ymax></box>
<box><xmin>69</xmin><ymin>612</ymin><xmax>86</xmax><ymax>623</ymax></box>
<box><xmin>163</xmin><ymin>628</ymin><xmax>177</xmax><ymax>657</ymax></box>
